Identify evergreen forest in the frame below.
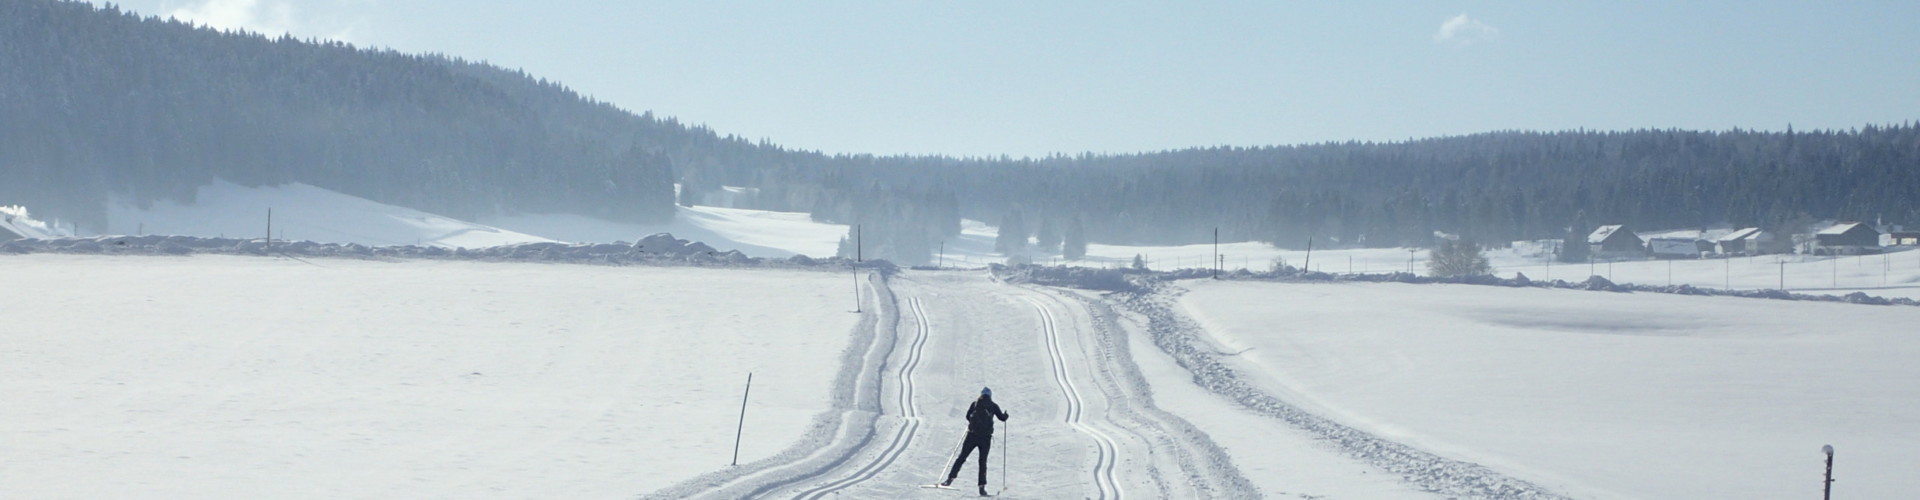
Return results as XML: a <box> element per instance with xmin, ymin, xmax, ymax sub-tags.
<box><xmin>4</xmin><ymin>0</ymin><xmax>1917</xmax><ymax>265</ymax></box>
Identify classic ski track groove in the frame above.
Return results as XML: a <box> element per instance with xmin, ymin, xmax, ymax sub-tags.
<box><xmin>1042</xmin><ymin>288</ymin><xmax>1262</xmax><ymax>499</ymax></box>
<box><xmin>790</xmin><ymin>296</ymin><xmax>932</xmax><ymax>499</ymax></box>
<box><xmin>1025</xmin><ymin>295</ymin><xmax>1124</xmax><ymax>500</ymax></box>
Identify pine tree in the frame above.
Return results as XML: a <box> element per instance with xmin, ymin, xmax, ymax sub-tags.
<box><xmin>994</xmin><ymin>210</ymin><xmax>1028</xmax><ymax>255</ymax></box>
<box><xmin>1034</xmin><ymin>217</ymin><xmax>1061</xmax><ymax>253</ymax></box>
<box><xmin>1428</xmin><ymin>239</ymin><xmax>1493</xmax><ymax>277</ymax></box>
<box><xmin>1063</xmin><ymin>216</ymin><xmax>1087</xmax><ymax>260</ymax></box>
<box><xmin>1560</xmin><ymin>211</ymin><xmax>1591</xmax><ymax>263</ymax></box>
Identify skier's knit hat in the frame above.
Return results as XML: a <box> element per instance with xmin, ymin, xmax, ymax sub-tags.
<box><xmin>981</xmin><ymin>387</ymin><xmax>992</xmax><ymax>397</ymax></box>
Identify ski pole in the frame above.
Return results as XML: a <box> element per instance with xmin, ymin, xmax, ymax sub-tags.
<box><xmin>934</xmin><ymin>432</ymin><xmax>963</xmax><ymax>484</ymax></box>
<box><xmin>999</xmin><ymin>418</ymin><xmax>1008</xmax><ymax>493</ymax></box>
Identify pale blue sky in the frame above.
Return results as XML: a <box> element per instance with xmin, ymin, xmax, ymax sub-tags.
<box><xmin>96</xmin><ymin>1</ymin><xmax>1920</xmax><ymax>157</ymax></box>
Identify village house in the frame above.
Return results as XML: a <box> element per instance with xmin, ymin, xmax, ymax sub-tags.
<box><xmin>1588</xmin><ymin>225</ymin><xmax>1644</xmax><ymax>260</ymax></box>
<box><xmin>1648</xmin><ymin>237</ymin><xmax>1707</xmax><ymax>259</ymax></box>
<box><xmin>1814</xmin><ymin>222</ymin><xmax>1881</xmax><ymax>255</ymax></box>
<box><xmin>1716</xmin><ymin>227</ymin><xmax>1783</xmax><ymax>255</ymax></box>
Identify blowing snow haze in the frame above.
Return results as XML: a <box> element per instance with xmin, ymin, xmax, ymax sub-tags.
<box><xmin>4</xmin><ymin>0</ymin><xmax>1919</xmax><ymax>266</ymax></box>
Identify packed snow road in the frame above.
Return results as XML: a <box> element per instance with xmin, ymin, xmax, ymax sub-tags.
<box><xmin>657</xmin><ymin>270</ymin><xmax>1260</xmax><ymax>499</ymax></box>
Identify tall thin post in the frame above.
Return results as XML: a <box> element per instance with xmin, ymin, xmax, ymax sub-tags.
<box><xmin>1833</xmin><ymin>256</ymin><xmax>1838</xmax><ymax>288</ymax></box>
<box><xmin>1212</xmin><ymin>227</ymin><xmax>1219</xmax><ymax>279</ymax></box>
<box><xmin>1304</xmin><ymin>236</ymin><xmax>1313</xmax><ymax>274</ymax></box>
<box><xmin>1822</xmin><ymin>444</ymin><xmax>1835</xmax><ymax>500</ymax></box>
<box><xmin>854</xmin><ymin>225</ymin><xmax>862</xmax><ymax>313</ymax></box>
<box><xmin>1725</xmin><ymin>257</ymin><xmax>1731</xmax><ymax>290</ymax></box>
<box><xmin>1667</xmin><ymin>259</ymin><xmax>1673</xmax><ymax>287</ymax></box>
<box><xmin>939</xmin><ymin>241</ymin><xmax>945</xmax><ymax>269</ymax></box>
<box><xmin>732</xmin><ymin>372</ymin><xmax>753</xmax><ymax>466</ymax></box>
<box><xmin>265</xmin><ymin>208</ymin><xmax>272</xmax><ymax>250</ymax></box>
<box><xmin>1780</xmin><ymin>260</ymin><xmax>1786</xmax><ymax>290</ymax></box>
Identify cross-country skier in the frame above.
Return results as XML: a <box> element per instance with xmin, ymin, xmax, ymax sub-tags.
<box><xmin>942</xmin><ymin>387</ymin><xmax>1009</xmax><ymax>496</ymax></box>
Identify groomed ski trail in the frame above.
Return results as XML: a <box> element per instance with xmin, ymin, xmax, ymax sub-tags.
<box><xmin>644</xmin><ymin>271</ymin><xmax>1260</xmax><ymax>499</ymax></box>
<box><xmin>1023</xmin><ymin>295</ymin><xmax>1124</xmax><ymax>499</ymax></box>
<box><xmin>790</xmin><ymin>297</ymin><xmax>933</xmax><ymax>498</ymax></box>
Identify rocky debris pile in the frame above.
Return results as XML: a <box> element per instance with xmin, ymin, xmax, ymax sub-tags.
<box><xmin>1122</xmin><ymin>265</ymin><xmax>1920</xmax><ymax>307</ymax></box>
<box><xmin>990</xmin><ymin>263</ymin><xmax>1144</xmax><ymax>292</ymax></box>
<box><xmin>0</xmin><ymin>233</ymin><xmax>894</xmax><ymax>273</ymax></box>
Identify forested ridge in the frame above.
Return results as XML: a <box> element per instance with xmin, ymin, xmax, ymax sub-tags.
<box><xmin>4</xmin><ymin>0</ymin><xmax>1916</xmax><ymax>265</ymax></box>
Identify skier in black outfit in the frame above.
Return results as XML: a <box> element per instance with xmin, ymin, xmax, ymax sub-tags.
<box><xmin>943</xmin><ymin>387</ymin><xmax>1009</xmax><ymax>496</ymax></box>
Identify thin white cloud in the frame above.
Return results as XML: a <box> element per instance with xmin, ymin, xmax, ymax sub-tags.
<box><xmin>168</xmin><ymin>0</ymin><xmax>294</xmax><ymax>35</ymax></box>
<box><xmin>165</xmin><ymin>0</ymin><xmax>371</xmax><ymax>44</ymax></box>
<box><xmin>1434</xmin><ymin>13</ymin><xmax>1499</xmax><ymax>46</ymax></box>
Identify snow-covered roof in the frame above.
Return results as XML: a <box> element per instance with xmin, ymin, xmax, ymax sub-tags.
<box><xmin>1818</xmin><ymin>222</ymin><xmax>1868</xmax><ymax>236</ymax></box>
<box><xmin>1720</xmin><ymin>227</ymin><xmax>1763</xmax><ymax>242</ymax></box>
<box><xmin>1588</xmin><ymin>225</ymin><xmax>1627</xmax><ymax>244</ymax></box>
<box><xmin>1</xmin><ymin>206</ymin><xmax>61</xmax><ymax>239</ymax></box>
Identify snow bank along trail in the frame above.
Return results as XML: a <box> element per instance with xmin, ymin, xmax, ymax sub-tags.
<box><xmin>642</xmin><ymin>270</ymin><xmax>898</xmax><ymax>499</ymax></box>
<box><xmin>1114</xmin><ymin>281</ymin><xmax>1571</xmax><ymax>499</ymax></box>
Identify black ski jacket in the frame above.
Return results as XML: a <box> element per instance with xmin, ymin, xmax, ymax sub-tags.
<box><xmin>965</xmin><ymin>397</ymin><xmax>1008</xmax><ymax>435</ymax></box>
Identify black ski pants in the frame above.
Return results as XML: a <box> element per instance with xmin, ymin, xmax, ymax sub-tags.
<box><xmin>945</xmin><ymin>431</ymin><xmax>993</xmax><ymax>485</ymax></box>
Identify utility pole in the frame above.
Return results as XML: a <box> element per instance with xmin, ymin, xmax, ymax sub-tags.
<box><xmin>1780</xmin><ymin>259</ymin><xmax>1786</xmax><ymax>291</ymax></box>
<box><xmin>1212</xmin><ymin>227</ymin><xmax>1218</xmax><ymax>279</ymax></box>
<box><xmin>853</xmin><ymin>225</ymin><xmax>862</xmax><ymax>314</ymax></box>
<box><xmin>1304</xmin><ymin>236</ymin><xmax>1314</xmax><ymax>274</ymax></box>
<box><xmin>938</xmin><ymin>241</ymin><xmax>945</xmax><ymax>269</ymax></box>
<box><xmin>265</xmin><ymin>208</ymin><xmax>272</xmax><ymax>250</ymax></box>
<box><xmin>1822</xmin><ymin>444</ymin><xmax>1835</xmax><ymax>500</ymax></box>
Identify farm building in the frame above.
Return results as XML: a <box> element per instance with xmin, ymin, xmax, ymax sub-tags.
<box><xmin>1588</xmin><ymin>225</ymin><xmax>1644</xmax><ymax>259</ymax></box>
<box><xmin>1648</xmin><ymin>237</ymin><xmax>1710</xmax><ymax>259</ymax></box>
<box><xmin>1717</xmin><ymin>227</ymin><xmax>1784</xmax><ymax>255</ymax></box>
<box><xmin>1814</xmin><ymin>222</ymin><xmax>1881</xmax><ymax>255</ymax></box>
<box><xmin>1886</xmin><ymin>231</ymin><xmax>1919</xmax><ymax>247</ymax></box>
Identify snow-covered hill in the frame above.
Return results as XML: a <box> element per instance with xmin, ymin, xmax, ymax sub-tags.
<box><xmin>97</xmin><ymin>180</ymin><xmax>850</xmax><ymax>257</ymax></box>
<box><xmin>105</xmin><ymin>180</ymin><xmax>554</xmax><ymax>248</ymax></box>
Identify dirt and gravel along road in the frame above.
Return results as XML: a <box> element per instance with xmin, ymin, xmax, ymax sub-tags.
<box><xmin>646</xmin><ymin>270</ymin><xmax>1258</xmax><ymax>499</ymax></box>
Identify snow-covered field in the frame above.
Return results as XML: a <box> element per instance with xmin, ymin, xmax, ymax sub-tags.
<box><xmin>1175</xmin><ymin>279</ymin><xmax>1920</xmax><ymax>499</ymax></box>
<box><xmin>13</xmin><ymin>180</ymin><xmax>1920</xmax><ymax>499</ymax></box>
<box><xmin>0</xmin><ymin>254</ymin><xmax>857</xmax><ymax>498</ymax></box>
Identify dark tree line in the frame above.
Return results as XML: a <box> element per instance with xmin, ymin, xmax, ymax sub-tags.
<box><xmin>6</xmin><ymin>0</ymin><xmax>1917</xmax><ymax>266</ymax></box>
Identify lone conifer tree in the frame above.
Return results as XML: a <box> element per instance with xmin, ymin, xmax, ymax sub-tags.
<box><xmin>1428</xmin><ymin>239</ymin><xmax>1493</xmax><ymax>277</ymax></box>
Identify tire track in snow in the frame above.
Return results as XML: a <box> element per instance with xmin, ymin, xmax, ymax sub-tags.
<box><xmin>1025</xmin><ymin>296</ymin><xmax>1124</xmax><ymax>500</ymax></box>
<box><xmin>790</xmin><ymin>296</ymin><xmax>932</xmax><ymax>499</ymax></box>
